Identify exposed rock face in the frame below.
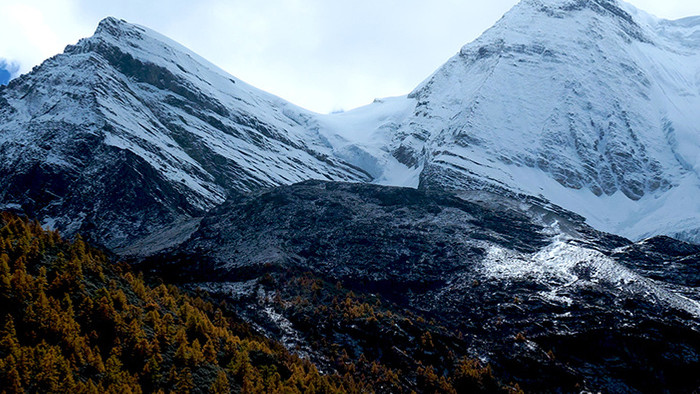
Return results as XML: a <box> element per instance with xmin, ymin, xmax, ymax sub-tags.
<box><xmin>0</xmin><ymin>17</ymin><xmax>369</xmax><ymax>250</ymax></box>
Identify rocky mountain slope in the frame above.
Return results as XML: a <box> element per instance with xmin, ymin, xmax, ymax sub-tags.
<box><xmin>0</xmin><ymin>17</ymin><xmax>371</xmax><ymax>251</ymax></box>
<box><xmin>141</xmin><ymin>180</ymin><xmax>700</xmax><ymax>392</ymax></box>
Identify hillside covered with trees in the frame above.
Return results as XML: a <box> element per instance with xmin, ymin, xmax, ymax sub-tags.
<box><xmin>0</xmin><ymin>212</ymin><xmax>514</xmax><ymax>393</ymax></box>
<box><xmin>0</xmin><ymin>212</ymin><xmax>363</xmax><ymax>393</ymax></box>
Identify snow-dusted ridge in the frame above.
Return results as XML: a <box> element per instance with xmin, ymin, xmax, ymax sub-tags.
<box><xmin>0</xmin><ymin>16</ymin><xmax>378</xmax><ymax>248</ymax></box>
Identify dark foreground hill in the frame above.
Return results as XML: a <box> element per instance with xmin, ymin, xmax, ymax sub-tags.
<box><xmin>1</xmin><ymin>211</ymin><xmax>526</xmax><ymax>393</ymax></box>
<box><xmin>139</xmin><ymin>181</ymin><xmax>700</xmax><ymax>393</ymax></box>
<box><xmin>2</xmin><ymin>179</ymin><xmax>700</xmax><ymax>392</ymax></box>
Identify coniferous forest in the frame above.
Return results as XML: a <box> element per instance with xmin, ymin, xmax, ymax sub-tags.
<box><xmin>0</xmin><ymin>212</ymin><xmax>356</xmax><ymax>393</ymax></box>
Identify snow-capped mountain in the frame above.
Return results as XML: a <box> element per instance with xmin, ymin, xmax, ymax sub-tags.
<box><xmin>0</xmin><ymin>17</ymin><xmax>370</xmax><ymax>250</ymax></box>
<box><xmin>328</xmin><ymin>0</ymin><xmax>700</xmax><ymax>243</ymax></box>
<box><xmin>1</xmin><ymin>0</ymin><xmax>699</xmax><ymax>248</ymax></box>
<box><xmin>410</xmin><ymin>0</ymin><xmax>700</xmax><ymax>242</ymax></box>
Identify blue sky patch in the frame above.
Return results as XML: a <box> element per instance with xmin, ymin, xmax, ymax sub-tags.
<box><xmin>0</xmin><ymin>59</ymin><xmax>19</xmax><ymax>85</ymax></box>
<box><xmin>0</xmin><ymin>67</ymin><xmax>11</xmax><ymax>85</ymax></box>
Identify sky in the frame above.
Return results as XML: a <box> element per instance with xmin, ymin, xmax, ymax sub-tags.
<box><xmin>0</xmin><ymin>66</ymin><xmax>12</xmax><ymax>85</ymax></box>
<box><xmin>1</xmin><ymin>0</ymin><xmax>699</xmax><ymax>112</ymax></box>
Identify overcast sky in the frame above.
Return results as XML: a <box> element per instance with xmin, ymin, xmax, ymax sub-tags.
<box><xmin>1</xmin><ymin>0</ymin><xmax>699</xmax><ymax>113</ymax></box>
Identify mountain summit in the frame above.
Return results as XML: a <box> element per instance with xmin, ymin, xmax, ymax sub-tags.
<box><xmin>0</xmin><ymin>17</ymin><xmax>370</xmax><ymax>250</ymax></box>
<box><xmin>360</xmin><ymin>0</ymin><xmax>700</xmax><ymax>242</ymax></box>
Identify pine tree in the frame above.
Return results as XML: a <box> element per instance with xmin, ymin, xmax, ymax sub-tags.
<box><xmin>203</xmin><ymin>337</ymin><xmax>218</xmax><ymax>364</ymax></box>
<box><xmin>210</xmin><ymin>370</ymin><xmax>230</xmax><ymax>393</ymax></box>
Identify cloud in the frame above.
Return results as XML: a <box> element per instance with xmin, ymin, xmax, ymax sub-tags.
<box><xmin>0</xmin><ymin>0</ymin><xmax>96</xmax><ymax>77</ymax></box>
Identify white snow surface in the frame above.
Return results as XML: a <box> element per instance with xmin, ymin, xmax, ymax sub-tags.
<box><xmin>316</xmin><ymin>97</ymin><xmax>420</xmax><ymax>187</ymax></box>
<box><xmin>84</xmin><ymin>17</ymin><xmax>373</xmax><ymax>199</ymax></box>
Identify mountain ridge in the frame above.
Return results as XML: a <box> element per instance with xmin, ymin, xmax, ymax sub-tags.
<box><xmin>137</xmin><ymin>180</ymin><xmax>700</xmax><ymax>392</ymax></box>
<box><xmin>0</xmin><ymin>17</ymin><xmax>372</xmax><ymax>250</ymax></box>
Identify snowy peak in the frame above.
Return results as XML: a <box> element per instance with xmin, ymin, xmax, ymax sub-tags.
<box><xmin>517</xmin><ymin>0</ymin><xmax>637</xmax><ymax>19</ymax></box>
<box><xmin>94</xmin><ymin>16</ymin><xmax>138</xmax><ymax>38</ymax></box>
<box><xmin>520</xmin><ymin>0</ymin><xmax>648</xmax><ymax>42</ymax></box>
<box><xmin>0</xmin><ymin>18</ymin><xmax>371</xmax><ymax>250</ymax></box>
<box><xmin>384</xmin><ymin>0</ymin><xmax>700</xmax><ymax>243</ymax></box>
